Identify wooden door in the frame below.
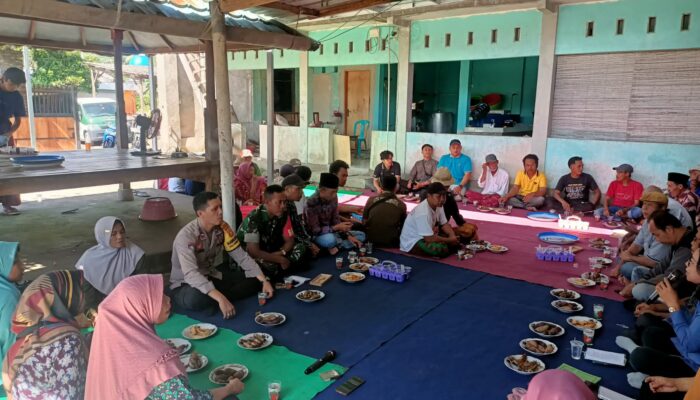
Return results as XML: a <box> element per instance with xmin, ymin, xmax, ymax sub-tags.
<box><xmin>344</xmin><ymin>70</ymin><xmax>371</xmax><ymax>136</ymax></box>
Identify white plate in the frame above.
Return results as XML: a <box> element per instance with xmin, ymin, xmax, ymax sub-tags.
<box><xmin>182</xmin><ymin>323</ymin><xmax>218</xmax><ymax>340</ymax></box>
<box><xmin>550</xmin><ymin>288</ymin><xmax>581</xmax><ymax>300</ymax></box>
<box><xmin>237</xmin><ymin>332</ymin><xmax>273</xmax><ymax>350</ymax></box>
<box><xmin>567</xmin><ymin>316</ymin><xmax>603</xmax><ymax>331</ymax></box>
<box><xmin>551</xmin><ymin>300</ymin><xmax>583</xmax><ymax>313</ymax></box>
<box><xmin>180</xmin><ymin>353</ymin><xmax>209</xmax><ymax>372</ymax></box>
<box><xmin>519</xmin><ymin>338</ymin><xmax>558</xmax><ymax>356</ymax></box>
<box><xmin>589</xmin><ymin>257</ymin><xmax>613</xmax><ymax>265</ymax></box>
<box><xmin>165</xmin><ymin>338</ymin><xmax>191</xmax><ymax>354</ymax></box>
<box><xmin>487</xmin><ymin>244</ymin><xmax>509</xmax><ymax>253</ymax></box>
<box><xmin>209</xmin><ymin>364</ymin><xmax>249</xmax><ymax>384</ymax></box>
<box><xmin>581</xmin><ymin>272</ymin><xmax>610</xmax><ymax>284</ymax></box>
<box><xmin>296</xmin><ymin>290</ymin><xmax>325</xmax><ymax>303</ymax></box>
<box><xmin>358</xmin><ymin>257</ymin><xmax>379</xmax><ymax>265</ymax></box>
<box><xmin>255</xmin><ymin>312</ymin><xmax>286</xmax><ymax>327</ymax></box>
<box><xmin>588</xmin><ymin>238</ymin><xmax>610</xmax><ymax>245</ymax></box>
<box><xmin>567</xmin><ymin>277</ymin><xmax>596</xmax><ymax>288</ymax></box>
<box><xmin>528</xmin><ymin>321</ymin><xmax>565</xmax><ymax>338</ymax></box>
<box><xmin>349</xmin><ymin>262</ymin><xmax>371</xmax><ymax>272</ymax></box>
<box><xmin>340</xmin><ymin>272</ymin><xmax>366</xmax><ymax>283</ymax></box>
<box><xmin>504</xmin><ymin>354</ymin><xmax>545</xmax><ymax>375</ymax></box>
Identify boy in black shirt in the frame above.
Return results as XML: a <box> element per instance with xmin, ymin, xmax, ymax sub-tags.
<box><xmin>0</xmin><ymin>67</ymin><xmax>27</xmax><ymax>215</ymax></box>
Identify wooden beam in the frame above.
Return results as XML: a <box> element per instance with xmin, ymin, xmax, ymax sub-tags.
<box><xmin>112</xmin><ymin>29</ymin><xmax>129</xmax><ymax>150</ymax></box>
<box><xmin>0</xmin><ymin>34</ymin><xmax>139</xmax><ymax>55</ymax></box>
<box><xmin>126</xmin><ymin>31</ymin><xmax>141</xmax><ymax>52</ymax></box>
<box><xmin>319</xmin><ymin>0</ymin><xmax>391</xmax><ymax>17</ymax></box>
<box><xmin>219</xmin><ymin>0</ymin><xmax>276</xmax><ymax>13</ymax></box>
<box><xmin>159</xmin><ymin>34</ymin><xmax>175</xmax><ymax>51</ymax></box>
<box><xmin>27</xmin><ymin>21</ymin><xmax>36</xmax><ymax>40</ymax></box>
<box><xmin>226</xmin><ymin>28</ymin><xmax>319</xmax><ymax>50</ymax></box>
<box><xmin>264</xmin><ymin>2</ymin><xmax>320</xmax><ymax>17</ymax></box>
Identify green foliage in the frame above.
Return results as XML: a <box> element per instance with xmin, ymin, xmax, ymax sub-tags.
<box><xmin>30</xmin><ymin>49</ymin><xmax>91</xmax><ymax>91</ymax></box>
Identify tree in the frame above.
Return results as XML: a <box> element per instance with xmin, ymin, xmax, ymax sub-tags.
<box><xmin>30</xmin><ymin>49</ymin><xmax>92</xmax><ymax>91</ymax></box>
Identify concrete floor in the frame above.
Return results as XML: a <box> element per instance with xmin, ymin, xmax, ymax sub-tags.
<box><xmin>0</xmin><ymin>188</ymin><xmax>196</xmax><ymax>280</ymax></box>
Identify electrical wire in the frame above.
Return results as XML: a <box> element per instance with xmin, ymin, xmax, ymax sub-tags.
<box><xmin>317</xmin><ymin>0</ymin><xmax>407</xmax><ymax>43</ymax></box>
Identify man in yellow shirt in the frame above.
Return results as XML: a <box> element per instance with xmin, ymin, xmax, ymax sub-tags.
<box><xmin>502</xmin><ymin>154</ymin><xmax>547</xmax><ymax>211</ymax></box>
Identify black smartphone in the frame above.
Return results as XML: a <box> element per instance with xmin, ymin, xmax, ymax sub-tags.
<box><xmin>335</xmin><ymin>377</ymin><xmax>365</xmax><ymax>396</ymax></box>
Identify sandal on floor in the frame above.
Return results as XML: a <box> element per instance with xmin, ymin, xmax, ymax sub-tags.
<box><xmin>2</xmin><ymin>207</ymin><xmax>20</xmax><ymax>216</ymax></box>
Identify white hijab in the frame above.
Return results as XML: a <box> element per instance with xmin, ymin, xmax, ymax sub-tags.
<box><xmin>76</xmin><ymin>216</ymin><xmax>145</xmax><ymax>295</ymax></box>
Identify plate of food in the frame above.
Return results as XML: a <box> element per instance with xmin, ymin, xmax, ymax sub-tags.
<box><xmin>538</xmin><ymin>232</ymin><xmax>579</xmax><ymax>245</ymax></box>
<box><xmin>340</xmin><ymin>272</ymin><xmax>366</xmax><ymax>283</ymax></box>
<box><xmin>589</xmin><ymin>238</ymin><xmax>611</xmax><ymax>249</ymax></box>
<box><xmin>494</xmin><ymin>207</ymin><xmax>511</xmax><ymax>215</ymax></box>
<box><xmin>550</xmin><ymin>288</ymin><xmax>581</xmax><ymax>300</ymax></box>
<box><xmin>581</xmin><ymin>272</ymin><xmax>610</xmax><ymax>284</ymax></box>
<box><xmin>551</xmin><ymin>300</ymin><xmax>583</xmax><ymax>313</ymax></box>
<box><xmin>527</xmin><ymin>212</ymin><xmax>559</xmax><ymax>222</ymax></box>
<box><xmin>237</xmin><ymin>333</ymin><xmax>273</xmax><ymax>350</ymax></box>
<box><xmin>604</xmin><ymin>221</ymin><xmax>623</xmax><ymax>229</ymax></box>
<box><xmin>487</xmin><ymin>244</ymin><xmax>509</xmax><ymax>254</ymax></box>
<box><xmin>567</xmin><ymin>316</ymin><xmax>603</xmax><ymax>331</ymax></box>
<box><xmin>504</xmin><ymin>354</ymin><xmax>545</xmax><ymax>375</ymax></box>
<box><xmin>529</xmin><ymin>321</ymin><xmax>565</xmax><ymax>338</ymax></box>
<box><xmin>519</xmin><ymin>338</ymin><xmax>558</xmax><ymax>356</ymax></box>
<box><xmin>349</xmin><ymin>262</ymin><xmax>371</xmax><ymax>272</ymax></box>
<box><xmin>358</xmin><ymin>256</ymin><xmax>379</xmax><ymax>265</ymax></box>
<box><xmin>255</xmin><ymin>312</ymin><xmax>286</xmax><ymax>327</ymax></box>
<box><xmin>165</xmin><ymin>338</ymin><xmax>192</xmax><ymax>354</ymax></box>
<box><xmin>182</xmin><ymin>323</ymin><xmax>218</xmax><ymax>340</ymax></box>
<box><xmin>567</xmin><ymin>277</ymin><xmax>596</xmax><ymax>288</ymax></box>
<box><xmin>466</xmin><ymin>240</ymin><xmax>490</xmax><ymax>252</ymax></box>
<box><xmin>296</xmin><ymin>290</ymin><xmax>325</xmax><ymax>303</ymax></box>
<box><xmin>180</xmin><ymin>351</ymin><xmax>208</xmax><ymax>372</ymax></box>
<box><xmin>477</xmin><ymin>205</ymin><xmax>493</xmax><ymax>212</ymax></box>
<box><xmin>209</xmin><ymin>364</ymin><xmax>249</xmax><ymax>384</ymax></box>
<box><xmin>589</xmin><ymin>257</ymin><xmax>613</xmax><ymax>266</ymax></box>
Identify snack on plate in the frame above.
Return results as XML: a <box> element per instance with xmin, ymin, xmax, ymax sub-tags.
<box><xmin>255</xmin><ymin>313</ymin><xmax>284</xmax><ymax>326</ymax></box>
<box><xmin>553</xmin><ymin>300</ymin><xmax>582</xmax><ymax>312</ymax></box>
<box><xmin>211</xmin><ymin>366</ymin><xmax>246</xmax><ymax>384</ymax></box>
<box><xmin>505</xmin><ymin>354</ymin><xmax>544</xmax><ymax>373</ymax></box>
<box><xmin>521</xmin><ymin>339</ymin><xmax>556</xmax><ymax>355</ymax></box>
<box><xmin>358</xmin><ymin>257</ymin><xmax>379</xmax><ymax>265</ymax></box>
<box><xmin>188</xmin><ymin>325</ymin><xmax>215</xmax><ymax>339</ymax></box>
<box><xmin>166</xmin><ymin>339</ymin><xmax>189</xmax><ymax>354</ymax></box>
<box><xmin>568</xmin><ymin>317</ymin><xmax>599</xmax><ymax>330</ymax></box>
<box><xmin>349</xmin><ymin>263</ymin><xmax>371</xmax><ymax>272</ymax></box>
<box><xmin>238</xmin><ymin>333</ymin><xmax>270</xmax><ymax>349</ymax></box>
<box><xmin>477</xmin><ymin>205</ymin><xmax>492</xmax><ymax>212</ymax></box>
<box><xmin>552</xmin><ymin>289</ymin><xmax>579</xmax><ymax>300</ymax></box>
<box><xmin>530</xmin><ymin>322</ymin><xmax>564</xmax><ymax>336</ymax></box>
<box><xmin>568</xmin><ymin>277</ymin><xmax>596</xmax><ymax>288</ymax></box>
<box><xmin>188</xmin><ymin>351</ymin><xmax>204</xmax><ymax>370</ymax></box>
<box><xmin>340</xmin><ymin>272</ymin><xmax>365</xmax><ymax>282</ymax></box>
<box><xmin>309</xmin><ymin>273</ymin><xmax>332</xmax><ymax>287</ymax></box>
<box><xmin>297</xmin><ymin>290</ymin><xmax>322</xmax><ymax>301</ymax></box>
<box><xmin>488</xmin><ymin>244</ymin><xmax>508</xmax><ymax>253</ymax></box>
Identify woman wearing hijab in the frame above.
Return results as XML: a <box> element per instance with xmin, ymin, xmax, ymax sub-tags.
<box><xmin>507</xmin><ymin>369</ymin><xmax>596</xmax><ymax>400</ymax></box>
<box><xmin>86</xmin><ymin>275</ymin><xmax>244</xmax><ymax>400</ymax></box>
<box><xmin>0</xmin><ymin>242</ymin><xmax>23</xmax><ymax>366</ymax></box>
<box><xmin>2</xmin><ymin>270</ymin><xmax>100</xmax><ymax>400</ymax></box>
<box><xmin>235</xmin><ymin>150</ymin><xmax>266</xmax><ymax>205</ymax></box>
<box><xmin>75</xmin><ymin>216</ymin><xmax>145</xmax><ymax>296</ymax></box>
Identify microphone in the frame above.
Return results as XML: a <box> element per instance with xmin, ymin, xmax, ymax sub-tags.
<box><xmin>646</xmin><ymin>270</ymin><xmax>683</xmax><ymax>304</ymax></box>
<box><xmin>304</xmin><ymin>350</ymin><xmax>337</xmax><ymax>375</ymax></box>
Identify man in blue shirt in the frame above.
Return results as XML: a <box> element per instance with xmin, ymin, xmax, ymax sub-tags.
<box><xmin>0</xmin><ymin>67</ymin><xmax>27</xmax><ymax>216</ymax></box>
<box><xmin>437</xmin><ymin>139</ymin><xmax>472</xmax><ymax>198</ymax></box>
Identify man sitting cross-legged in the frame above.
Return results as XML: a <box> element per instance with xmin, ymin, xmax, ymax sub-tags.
<box><xmin>238</xmin><ymin>184</ymin><xmax>313</xmax><ymax>282</ymax></box>
<box><xmin>363</xmin><ymin>175</ymin><xmax>407</xmax><ymax>248</ymax></box>
<box><xmin>400</xmin><ymin>182</ymin><xmax>459</xmax><ymax>258</ymax></box>
<box><xmin>502</xmin><ymin>154</ymin><xmax>546</xmax><ymax>211</ymax></box>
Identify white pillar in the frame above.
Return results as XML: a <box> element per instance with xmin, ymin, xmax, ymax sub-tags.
<box><xmin>266</xmin><ymin>51</ymin><xmax>275</xmax><ymax>183</ymax></box>
<box><xmin>22</xmin><ymin>46</ymin><xmax>36</xmax><ymax>149</ymax></box>
<box><xmin>148</xmin><ymin>54</ymin><xmax>158</xmax><ymax>151</ymax></box>
<box><xmin>299</xmin><ymin>51</ymin><xmax>309</xmax><ymax>163</ymax></box>
<box><xmin>211</xmin><ymin>2</ymin><xmax>235</xmax><ymax>227</ymax></box>
<box><xmin>532</xmin><ymin>7</ymin><xmax>559</xmax><ymax>164</ymax></box>
<box><xmin>394</xmin><ymin>24</ymin><xmax>413</xmax><ymax>170</ymax></box>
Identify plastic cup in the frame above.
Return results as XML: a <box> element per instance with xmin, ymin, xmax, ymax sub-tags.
<box><xmin>366</xmin><ymin>242</ymin><xmax>373</xmax><ymax>254</ymax></box>
<box><xmin>284</xmin><ymin>277</ymin><xmax>293</xmax><ymax>289</ymax></box>
<box><xmin>457</xmin><ymin>250</ymin><xmax>466</xmax><ymax>260</ymax></box>
<box><xmin>348</xmin><ymin>251</ymin><xmax>357</xmax><ymax>264</ymax></box>
<box><xmin>594</xmin><ymin>214</ymin><xmax>601</xmax><ymax>222</ymax></box>
<box><xmin>335</xmin><ymin>257</ymin><xmax>343</xmax><ymax>270</ymax></box>
<box><xmin>258</xmin><ymin>292</ymin><xmax>267</xmax><ymax>306</ymax></box>
<box><xmin>570</xmin><ymin>340</ymin><xmax>584</xmax><ymax>360</ymax></box>
<box><xmin>268</xmin><ymin>381</ymin><xmax>281</xmax><ymax>400</ymax></box>
<box><xmin>593</xmin><ymin>304</ymin><xmax>605</xmax><ymax>320</ymax></box>
<box><xmin>583</xmin><ymin>328</ymin><xmax>595</xmax><ymax>345</ymax></box>
<box><xmin>359</xmin><ymin>247</ymin><xmax>367</xmax><ymax>257</ymax></box>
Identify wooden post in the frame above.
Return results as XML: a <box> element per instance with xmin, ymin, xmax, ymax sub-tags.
<box><xmin>112</xmin><ymin>29</ymin><xmax>129</xmax><ymax>150</ymax></box>
<box><xmin>266</xmin><ymin>50</ymin><xmax>274</xmax><ymax>183</ymax></box>
<box><xmin>148</xmin><ymin>54</ymin><xmax>158</xmax><ymax>150</ymax></box>
<box><xmin>211</xmin><ymin>1</ymin><xmax>235</xmax><ymax>227</ymax></box>
<box><xmin>204</xmin><ymin>40</ymin><xmax>219</xmax><ymax>162</ymax></box>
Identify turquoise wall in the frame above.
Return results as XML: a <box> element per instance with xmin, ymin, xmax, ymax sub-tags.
<box><xmin>556</xmin><ymin>0</ymin><xmax>700</xmax><ymax>55</ymax></box>
<box><xmin>410</xmin><ymin>10</ymin><xmax>542</xmax><ymax>63</ymax></box>
<box><xmin>412</xmin><ymin>61</ymin><xmax>461</xmax><ymax>131</ymax></box>
<box><xmin>374</xmin><ymin>64</ymin><xmax>397</xmax><ymax>131</ymax></box>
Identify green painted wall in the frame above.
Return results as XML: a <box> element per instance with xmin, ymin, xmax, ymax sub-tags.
<box><xmin>410</xmin><ymin>10</ymin><xmax>542</xmax><ymax>63</ymax></box>
<box><xmin>412</xmin><ymin>61</ymin><xmax>461</xmax><ymax>132</ymax></box>
<box><xmin>469</xmin><ymin>56</ymin><xmax>538</xmax><ymax>125</ymax></box>
<box><xmin>251</xmin><ymin>69</ymin><xmax>300</xmax><ymax>121</ymax></box>
<box><xmin>374</xmin><ymin>64</ymin><xmax>397</xmax><ymax>131</ymax></box>
<box><xmin>309</xmin><ymin>26</ymin><xmax>399</xmax><ymax>67</ymax></box>
<box><xmin>556</xmin><ymin>0</ymin><xmax>700</xmax><ymax>55</ymax></box>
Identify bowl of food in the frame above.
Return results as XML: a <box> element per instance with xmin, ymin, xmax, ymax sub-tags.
<box><xmin>182</xmin><ymin>323</ymin><xmax>218</xmax><ymax>340</ymax></box>
<box><xmin>567</xmin><ymin>316</ymin><xmax>603</xmax><ymax>331</ymax></box>
<box><xmin>296</xmin><ymin>290</ymin><xmax>325</xmax><ymax>303</ymax></box>
<box><xmin>528</xmin><ymin>321</ymin><xmax>565</xmax><ymax>338</ymax></box>
<box><xmin>180</xmin><ymin>351</ymin><xmax>208</xmax><ymax>372</ymax></box>
<box><xmin>551</xmin><ymin>300</ymin><xmax>583</xmax><ymax>313</ymax></box>
<box><xmin>519</xmin><ymin>338</ymin><xmax>558</xmax><ymax>356</ymax></box>
<box><xmin>550</xmin><ymin>288</ymin><xmax>581</xmax><ymax>300</ymax></box>
<box><xmin>237</xmin><ymin>333</ymin><xmax>273</xmax><ymax>350</ymax></box>
<box><xmin>209</xmin><ymin>364</ymin><xmax>249</xmax><ymax>384</ymax></box>
<box><xmin>504</xmin><ymin>354</ymin><xmax>545</xmax><ymax>375</ymax></box>
<box><xmin>255</xmin><ymin>312</ymin><xmax>286</xmax><ymax>327</ymax></box>
<box><xmin>340</xmin><ymin>272</ymin><xmax>366</xmax><ymax>283</ymax></box>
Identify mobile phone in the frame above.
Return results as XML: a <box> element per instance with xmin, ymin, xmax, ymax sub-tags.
<box><xmin>335</xmin><ymin>377</ymin><xmax>365</xmax><ymax>396</ymax></box>
<box><xmin>351</xmin><ymin>213</ymin><xmax>363</xmax><ymax>222</ymax></box>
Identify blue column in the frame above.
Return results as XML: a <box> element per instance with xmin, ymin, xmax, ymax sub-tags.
<box><xmin>456</xmin><ymin>60</ymin><xmax>471</xmax><ymax>133</ymax></box>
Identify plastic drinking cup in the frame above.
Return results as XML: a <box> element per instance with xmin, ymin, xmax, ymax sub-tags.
<box><xmin>570</xmin><ymin>340</ymin><xmax>584</xmax><ymax>360</ymax></box>
<box><xmin>268</xmin><ymin>381</ymin><xmax>281</xmax><ymax>400</ymax></box>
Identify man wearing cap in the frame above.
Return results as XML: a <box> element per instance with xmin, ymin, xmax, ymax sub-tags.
<box><xmin>363</xmin><ymin>175</ymin><xmax>407</xmax><ymax>247</ymax></box>
<box><xmin>689</xmin><ymin>166</ymin><xmax>700</xmax><ymax>197</ymax></box>
<box><xmin>372</xmin><ymin>150</ymin><xmax>402</xmax><ymax>193</ymax></box>
<box><xmin>549</xmin><ymin>156</ymin><xmax>601</xmax><ymax>213</ymax></box>
<box><xmin>407</xmin><ymin>144</ymin><xmax>438</xmax><ymax>200</ymax></box>
<box><xmin>305</xmin><ymin>173</ymin><xmax>366</xmax><ymax>255</ymax></box>
<box><xmin>237</xmin><ymin>184</ymin><xmax>312</xmax><ymax>281</ymax></box>
<box><xmin>465</xmin><ymin>153</ymin><xmax>509</xmax><ymax>208</ymax></box>
<box><xmin>275</xmin><ymin>163</ymin><xmax>296</xmax><ymax>185</ymax></box>
<box><xmin>668</xmin><ymin>172</ymin><xmax>699</xmax><ymax>225</ymax></box>
<box><xmin>595</xmin><ymin>164</ymin><xmax>644</xmax><ymax>220</ymax></box>
<box><xmin>437</xmin><ymin>139</ymin><xmax>472</xmax><ymax>198</ymax></box>
<box><xmin>282</xmin><ymin>174</ymin><xmax>320</xmax><ymax>257</ymax></box>
<box><xmin>400</xmin><ymin>182</ymin><xmax>459</xmax><ymax>258</ymax></box>
<box><xmin>502</xmin><ymin>154</ymin><xmax>547</xmax><ymax>210</ymax></box>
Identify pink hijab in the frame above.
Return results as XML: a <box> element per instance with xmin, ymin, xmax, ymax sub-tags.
<box><xmin>523</xmin><ymin>370</ymin><xmax>596</xmax><ymax>400</ymax></box>
<box><xmin>85</xmin><ymin>275</ymin><xmax>184</xmax><ymax>400</ymax></box>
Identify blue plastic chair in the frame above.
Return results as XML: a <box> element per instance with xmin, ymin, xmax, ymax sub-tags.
<box><xmin>352</xmin><ymin>119</ymin><xmax>369</xmax><ymax>157</ymax></box>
